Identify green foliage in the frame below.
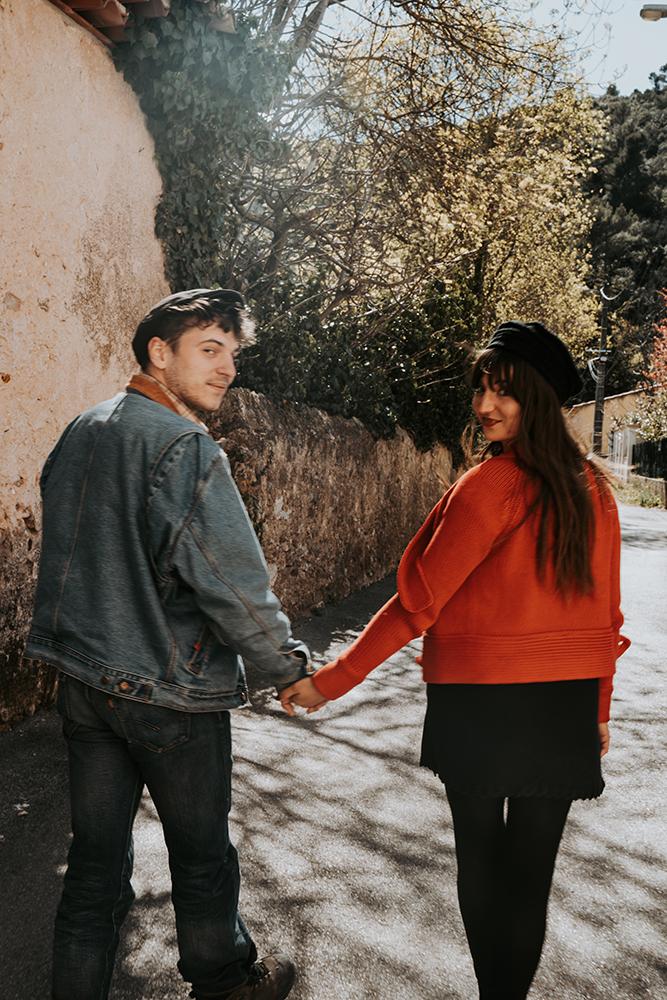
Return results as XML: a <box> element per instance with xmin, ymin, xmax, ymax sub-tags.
<box><xmin>587</xmin><ymin>71</ymin><xmax>667</xmax><ymax>395</ymax></box>
<box><xmin>113</xmin><ymin>3</ymin><xmax>596</xmax><ymax>451</ymax></box>
<box><xmin>114</xmin><ymin>1</ymin><xmax>288</xmax><ymax>289</ymax></box>
<box><xmin>612</xmin><ymin>481</ymin><xmax>664</xmax><ymax>509</ymax></box>
<box><xmin>236</xmin><ymin>275</ymin><xmax>478</xmax><ymax>453</ymax></box>
<box><xmin>114</xmin><ymin>4</ymin><xmax>476</xmax><ymax>450</ymax></box>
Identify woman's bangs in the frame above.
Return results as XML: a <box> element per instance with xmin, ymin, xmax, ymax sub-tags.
<box><xmin>471</xmin><ymin>348</ymin><xmax>517</xmax><ymax>393</ymax></box>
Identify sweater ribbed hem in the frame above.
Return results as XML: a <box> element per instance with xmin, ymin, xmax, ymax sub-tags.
<box><xmin>312</xmin><ymin>626</ymin><xmax>622</xmax><ymax>709</ymax></box>
<box><xmin>421</xmin><ymin>628</ymin><xmax>617</xmax><ymax>683</ymax></box>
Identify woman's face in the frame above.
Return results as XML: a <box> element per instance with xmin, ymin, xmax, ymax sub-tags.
<box><xmin>472</xmin><ymin>372</ymin><xmax>522</xmax><ymax>447</ymax></box>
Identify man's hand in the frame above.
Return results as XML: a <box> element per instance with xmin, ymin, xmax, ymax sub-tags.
<box><xmin>279</xmin><ymin>677</ymin><xmax>328</xmax><ymax>717</ymax></box>
<box><xmin>599</xmin><ymin>722</ymin><xmax>610</xmax><ymax>757</ymax></box>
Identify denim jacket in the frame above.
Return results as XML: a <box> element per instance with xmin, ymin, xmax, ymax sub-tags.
<box><xmin>26</xmin><ymin>391</ymin><xmax>309</xmax><ymax>711</ymax></box>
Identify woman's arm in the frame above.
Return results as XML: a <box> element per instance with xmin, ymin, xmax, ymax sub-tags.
<box><xmin>308</xmin><ymin>462</ymin><xmax>523</xmax><ymax>702</ymax></box>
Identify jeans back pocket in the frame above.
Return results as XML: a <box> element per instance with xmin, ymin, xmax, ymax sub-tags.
<box><xmin>114</xmin><ymin>699</ymin><xmax>191</xmax><ymax>753</ymax></box>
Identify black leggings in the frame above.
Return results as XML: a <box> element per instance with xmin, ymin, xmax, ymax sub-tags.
<box><xmin>447</xmin><ymin>793</ymin><xmax>571</xmax><ymax>1000</ymax></box>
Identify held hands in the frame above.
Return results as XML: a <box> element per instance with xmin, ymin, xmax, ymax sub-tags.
<box><xmin>279</xmin><ymin>676</ymin><xmax>328</xmax><ymax>717</ymax></box>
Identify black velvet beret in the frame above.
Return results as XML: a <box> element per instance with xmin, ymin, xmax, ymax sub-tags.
<box><xmin>485</xmin><ymin>321</ymin><xmax>582</xmax><ymax>404</ymax></box>
<box><xmin>132</xmin><ymin>288</ymin><xmax>246</xmax><ymax>364</ymax></box>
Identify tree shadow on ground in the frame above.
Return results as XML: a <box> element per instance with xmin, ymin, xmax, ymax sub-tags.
<box><xmin>618</xmin><ymin>528</ymin><xmax>667</xmax><ymax>550</ymax></box>
<box><xmin>1</xmin><ymin>571</ymin><xmax>665</xmax><ymax>999</ymax></box>
<box><xmin>0</xmin><ymin>711</ymin><xmax>70</xmax><ymax>1000</ymax></box>
<box><xmin>224</xmin><ymin>644</ymin><xmax>667</xmax><ymax>1000</ymax></box>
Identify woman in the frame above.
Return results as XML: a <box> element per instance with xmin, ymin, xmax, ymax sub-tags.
<box><xmin>281</xmin><ymin>321</ymin><xmax>630</xmax><ymax>1000</ymax></box>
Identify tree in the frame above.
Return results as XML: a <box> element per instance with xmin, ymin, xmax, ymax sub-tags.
<box><xmin>586</xmin><ymin>73</ymin><xmax>667</xmax><ymax>395</ymax></box>
<box><xmin>116</xmin><ymin>1</ymin><xmax>587</xmax><ymax>303</ymax></box>
<box><xmin>114</xmin><ymin>1</ymin><xmax>607</xmax><ymax>444</ymax></box>
<box><xmin>630</xmin><ymin>291</ymin><xmax>667</xmax><ymax>441</ymax></box>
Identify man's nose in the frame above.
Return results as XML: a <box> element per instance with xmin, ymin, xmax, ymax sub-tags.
<box><xmin>217</xmin><ymin>354</ymin><xmax>236</xmax><ymax>378</ymax></box>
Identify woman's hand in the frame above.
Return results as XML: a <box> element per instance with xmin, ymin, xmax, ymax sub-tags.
<box><xmin>279</xmin><ymin>677</ymin><xmax>328</xmax><ymax>717</ymax></box>
<box><xmin>598</xmin><ymin>722</ymin><xmax>610</xmax><ymax>757</ymax></box>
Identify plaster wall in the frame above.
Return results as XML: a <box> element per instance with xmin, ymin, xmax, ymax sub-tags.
<box><xmin>566</xmin><ymin>390</ymin><xmax>646</xmax><ymax>455</ymax></box>
<box><xmin>0</xmin><ymin>0</ymin><xmax>169</xmax><ymax>721</ymax></box>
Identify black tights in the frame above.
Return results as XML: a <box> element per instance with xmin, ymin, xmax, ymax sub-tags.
<box><xmin>447</xmin><ymin>794</ymin><xmax>571</xmax><ymax>1000</ymax></box>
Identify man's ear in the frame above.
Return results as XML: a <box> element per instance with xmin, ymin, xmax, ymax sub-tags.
<box><xmin>146</xmin><ymin>336</ymin><xmax>169</xmax><ymax>371</ymax></box>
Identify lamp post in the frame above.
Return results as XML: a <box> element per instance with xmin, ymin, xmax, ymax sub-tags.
<box><xmin>640</xmin><ymin>5</ymin><xmax>667</xmax><ymax>20</ymax></box>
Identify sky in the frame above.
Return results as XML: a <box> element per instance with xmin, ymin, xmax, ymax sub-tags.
<box><xmin>530</xmin><ymin>1</ymin><xmax>667</xmax><ymax>94</ymax></box>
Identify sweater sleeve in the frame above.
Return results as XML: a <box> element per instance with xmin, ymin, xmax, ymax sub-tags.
<box><xmin>599</xmin><ymin>495</ymin><xmax>631</xmax><ymax>723</ymax></box>
<box><xmin>313</xmin><ymin>461</ymin><xmax>521</xmax><ymax>701</ymax></box>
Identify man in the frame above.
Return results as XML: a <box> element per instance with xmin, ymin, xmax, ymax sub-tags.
<box><xmin>27</xmin><ymin>289</ymin><xmax>309</xmax><ymax>1000</ymax></box>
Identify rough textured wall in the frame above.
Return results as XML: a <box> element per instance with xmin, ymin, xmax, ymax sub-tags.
<box><xmin>0</xmin><ymin>0</ymin><xmax>169</xmax><ymax>725</ymax></box>
<box><xmin>212</xmin><ymin>390</ymin><xmax>452</xmax><ymax>618</ymax></box>
<box><xmin>566</xmin><ymin>390</ymin><xmax>646</xmax><ymax>454</ymax></box>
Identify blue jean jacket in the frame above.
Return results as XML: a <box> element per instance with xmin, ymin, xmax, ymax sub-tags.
<box><xmin>26</xmin><ymin>391</ymin><xmax>309</xmax><ymax>711</ymax></box>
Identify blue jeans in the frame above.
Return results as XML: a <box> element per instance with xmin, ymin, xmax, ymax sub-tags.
<box><xmin>53</xmin><ymin>674</ymin><xmax>257</xmax><ymax>1000</ymax></box>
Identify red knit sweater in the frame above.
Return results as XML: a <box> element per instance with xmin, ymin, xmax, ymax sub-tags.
<box><xmin>313</xmin><ymin>453</ymin><xmax>629</xmax><ymax>722</ymax></box>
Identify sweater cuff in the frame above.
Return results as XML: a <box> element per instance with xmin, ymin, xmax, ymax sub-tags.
<box><xmin>312</xmin><ymin>658</ymin><xmax>361</xmax><ymax>700</ymax></box>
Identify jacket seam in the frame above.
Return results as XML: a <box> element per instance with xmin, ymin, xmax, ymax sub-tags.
<box><xmin>145</xmin><ymin>431</ymin><xmax>211</xmax><ymax>586</ymax></box>
<box><xmin>51</xmin><ymin>395</ymin><xmax>125</xmax><ymax>634</ymax></box>
<box><xmin>147</xmin><ymin>428</ymin><xmax>207</xmax><ymax>483</ymax></box>
<box><xmin>160</xmin><ymin>440</ymin><xmax>219</xmax><ymax>573</ymax></box>
<box><xmin>186</xmin><ymin>520</ymin><xmax>286</xmax><ymax>654</ymax></box>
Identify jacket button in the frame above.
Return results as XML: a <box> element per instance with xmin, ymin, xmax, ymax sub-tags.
<box><xmin>100</xmin><ymin>676</ymin><xmax>109</xmax><ymax>685</ymax></box>
<box><xmin>119</xmin><ymin>681</ymin><xmax>130</xmax><ymax>692</ymax></box>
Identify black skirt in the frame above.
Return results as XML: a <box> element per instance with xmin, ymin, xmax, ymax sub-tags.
<box><xmin>420</xmin><ymin>679</ymin><xmax>604</xmax><ymax>800</ymax></box>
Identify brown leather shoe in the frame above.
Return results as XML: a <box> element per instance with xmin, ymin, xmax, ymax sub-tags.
<box><xmin>224</xmin><ymin>954</ymin><xmax>296</xmax><ymax>1000</ymax></box>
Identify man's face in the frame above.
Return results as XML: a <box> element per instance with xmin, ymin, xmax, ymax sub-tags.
<box><xmin>153</xmin><ymin>323</ymin><xmax>240</xmax><ymax>413</ymax></box>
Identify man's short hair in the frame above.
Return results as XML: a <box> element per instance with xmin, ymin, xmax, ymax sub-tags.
<box><xmin>132</xmin><ymin>289</ymin><xmax>256</xmax><ymax>369</ymax></box>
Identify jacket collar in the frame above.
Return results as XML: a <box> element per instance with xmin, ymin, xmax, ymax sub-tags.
<box><xmin>126</xmin><ymin>373</ymin><xmax>208</xmax><ymax>430</ymax></box>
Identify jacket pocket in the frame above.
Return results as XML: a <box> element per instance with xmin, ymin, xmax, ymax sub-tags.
<box><xmin>185</xmin><ymin>625</ymin><xmax>213</xmax><ymax>677</ymax></box>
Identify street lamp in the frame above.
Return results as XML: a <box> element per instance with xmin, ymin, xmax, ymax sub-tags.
<box><xmin>640</xmin><ymin>5</ymin><xmax>667</xmax><ymax>20</ymax></box>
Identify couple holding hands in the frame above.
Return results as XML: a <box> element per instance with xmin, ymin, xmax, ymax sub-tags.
<box><xmin>28</xmin><ymin>287</ymin><xmax>628</xmax><ymax>1000</ymax></box>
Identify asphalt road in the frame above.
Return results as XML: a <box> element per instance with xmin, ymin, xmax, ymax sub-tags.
<box><xmin>1</xmin><ymin>503</ymin><xmax>665</xmax><ymax>1000</ymax></box>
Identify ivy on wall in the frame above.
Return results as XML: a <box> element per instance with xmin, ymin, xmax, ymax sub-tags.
<box><xmin>114</xmin><ymin>0</ymin><xmax>288</xmax><ymax>290</ymax></box>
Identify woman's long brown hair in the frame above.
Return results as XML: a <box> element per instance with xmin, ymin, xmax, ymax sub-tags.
<box><xmin>468</xmin><ymin>347</ymin><xmax>609</xmax><ymax>595</ymax></box>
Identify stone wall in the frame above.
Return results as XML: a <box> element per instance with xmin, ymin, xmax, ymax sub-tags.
<box><xmin>0</xmin><ymin>0</ymin><xmax>169</xmax><ymax>724</ymax></box>
<box><xmin>1</xmin><ymin>382</ymin><xmax>451</xmax><ymax>726</ymax></box>
<box><xmin>212</xmin><ymin>390</ymin><xmax>452</xmax><ymax>618</ymax></box>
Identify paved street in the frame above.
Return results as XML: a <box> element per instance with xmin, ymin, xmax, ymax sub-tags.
<box><xmin>1</xmin><ymin>503</ymin><xmax>665</xmax><ymax>1000</ymax></box>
